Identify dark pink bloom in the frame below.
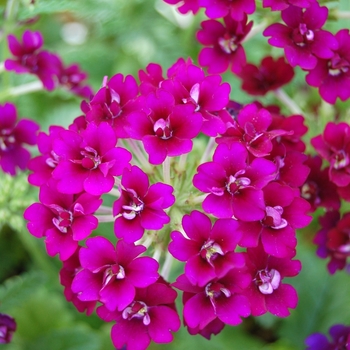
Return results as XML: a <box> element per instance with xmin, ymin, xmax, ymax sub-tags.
<box><xmin>0</xmin><ymin>102</ymin><xmax>39</xmax><ymax>175</ymax></box>
<box><xmin>243</xmin><ymin>244</ymin><xmax>301</xmax><ymax>317</ymax></box>
<box><xmin>187</xmin><ymin>318</ymin><xmax>225</xmax><ymax>340</ymax></box>
<box><xmin>59</xmin><ymin>247</ymin><xmax>97</xmax><ymax>315</ymax></box>
<box><xmin>197</xmin><ymin>15</ymin><xmax>252</xmax><ymax>74</ymax></box>
<box><xmin>263</xmin><ymin>3</ymin><xmax>338</xmax><ymax>70</ymax></box>
<box><xmin>72</xmin><ymin>237</ymin><xmax>159</xmax><ymax>312</ymax></box>
<box><xmin>55</xmin><ymin>57</ymin><xmax>93</xmax><ymax>99</ymax></box>
<box><xmin>199</xmin><ymin>0</ymin><xmax>255</xmax><ymax>21</ymax></box>
<box><xmin>161</xmin><ymin>58</ymin><xmax>231</xmax><ymax>136</ymax></box>
<box><xmin>97</xmin><ymin>279</ymin><xmax>180</xmax><ymax>350</ymax></box>
<box><xmin>169</xmin><ymin>210</ymin><xmax>245</xmax><ymax>286</ymax></box>
<box><xmin>306</xmin><ymin>29</ymin><xmax>350</xmax><ymax>104</ymax></box>
<box><xmin>127</xmin><ymin>89</ymin><xmax>202</xmax><ymax>164</ymax></box>
<box><xmin>311</xmin><ymin>122</ymin><xmax>350</xmax><ymax>187</ymax></box>
<box><xmin>113</xmin><ymin>166</ymin><xmax>175</xmax><ymax>243</ymax></box>
<box><xmin>194</xmin><ymin>142</ymin><xmax>277</xmax><ymax>221</ymax></box>
<box><xmin>173</xmin><ymin>270</ymin><xmax>251</xmax><ymax>331</ymax></box>
<box><xmin>52</xmin><ymin>122</ymin><xmax>131</xmax><ymax>195</ymax></box>
<box><xmin>5</xmin><ymin>30</ymin><xmax>60</xmax><ymax>90</ymax></box>
<box><xmin>81</xmin><ymin>74</ymin><xmax>139</xmax><ymax>138</ymax></box>
<box><xmin>313</xmin><ymin>211</ymin><xmax>350</xmax><ymax>274</ymax></box>
<box><xmin>301</xmin><ymin>156</ymin><xmax>340</xmax><ymax>212</ymax></box>
<box><xmin>24</xmin><ymin>181</ymin><xmax>102</xmax><ymax>260</ymax></box>
<box><xmin>263</xmin><ymin>0</ymin><xmax>316</xmax><ymax>11</ymax></box>
<box><xmin>237</xmin><ymin>182</ymin><xmax>311</xmax><ymax>258</ymax></box>
<box><xmin>217</xmin><ymin>103</ymin><xmax>291</xmax><ymax>158</ymax></box>
<box><xmin>305</xmin><ymin>324</ymin><xmax>350</xmax><ymax>350</ymax></box>
<box><xmin>27</xmin><ymin>125</ymin><xmax>65</xmax><ymax>186</ymax></box>
<box><xmin>139</xmin><ymin>63</ymin><xmax>164</xmax><ymax>96</ymax></box>
<box><xmin>163</xmin><ymin>0</ymin><xmax>200</xmax><ymax>14</ymax></box>
<box><xmin>0</xmin><ymin>313</ymin><xmax>16</xmax><ymax>344</ymax></box>
<box><xmin>238</xmin><ymin>56</ymin><xmax>294</xmax><ymax>96</ymax></box>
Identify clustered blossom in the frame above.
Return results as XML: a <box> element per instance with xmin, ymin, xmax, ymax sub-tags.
<box><xmin>0</xmin><ymin>313</ymin><xmax>16</xmax><ymax>344</ymax></box>
<box><xmin>16</xmin><ymin>0</ymin><xmax>350</xmax><ymax>347</ymax></box>
<box><xmin>0</xmin><ymin>102</ymin><xmax>39</xmax><ymax>176</ymax></box>
<box><xmin>5</xmin><ymin>30</ymin><xmax>92</xmax><ymax>98</ymax></box>
<box><xmin>305</xmin><ymin>324</ymin><xmax>350</xmax><ymax>350</ymax></box>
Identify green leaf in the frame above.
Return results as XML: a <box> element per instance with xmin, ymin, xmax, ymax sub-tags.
<box><xmin>0</xmin><ymin>272</ymin><xmax>46</xmax><ymax>313</ymax></box>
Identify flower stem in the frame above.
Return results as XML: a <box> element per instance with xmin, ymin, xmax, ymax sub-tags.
<box><xmin>163</xmin><ymin>157</ymin><xmax>171</xmax><ymax>185</ymax></box>
<box><xmin>0</xmin><ymin>62</ymin><xmax>5</xmax><ymax>74</ymax></box>
<box><xmin>242</xmin><ymin>20</ymin><xmax>268</xmax><ymax>43</ymax></box>
<box><xmin>108</xmin><ymin>187</ymin><xmax>120</xmax><ymax>197</ymax></box>
<box><xmin>273</xmin><ymin>88</ymin><xmax>303</xmax><ymax>115</ymax></box>
<box><xmin>0</xmin><ymin>81</ymin><xmax>44</xmax><ymax>101</ymax></box>
<box><xmin>335</xmin><ymin>11</ymin><xmax>350</xmax><ymax>19</ymax></box>
<box><xmin>200</xmin><ymin>137</ymin><xmax>216</xmax><ymax>164</ymax></box>
<box><xmin>95</xmin><ymin>214</ymin><xmax>115</xmax><ymax>223</ymax></box>
<box><xmin>96</xmin><ymin>205</ymin><xmax>113</xmax><ymax>214</ymax></box>
<box><xmin>160</xmin><ymin>251</ymin><xmax>174</xmax><ymax>280</ymax></box>
<box><xmin>123</xmin><ymin>139</ymin><xmax>153</xmax><ymax>174</ymax></box>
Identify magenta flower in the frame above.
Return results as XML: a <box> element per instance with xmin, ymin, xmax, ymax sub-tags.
<box><xmin>311</xmin><ymin>122</ymin><xmax>350</xmax><ymax>187</ymax></box>
<box><xmin>237</xmin><ymin>182</ymin><xmax>311</xmax><ymax>258</ymax></box>
<box><xmin>306</xmin><ymin>29</ymin><xmax>350</xmax><ymax>104</ymax></box>
<box><xmin>199</xmin><ymin>0</ymin><xmax>255</xmax><ymax>21</ymax></box>
<box><xmin>163</xmin><ymin>0</ymin><xmax>200</xmax><ymax>14</ymax></box>
<box><xmin>197</xmin><ymin>15</ymin><xmax>252</xmax><ymax>74</ymax></box>
<box><xmin>27</xmin><ymin>125</ymin><xmax>65</xmax><ymax>186</ymax></box>
<box><xmin>238</xmin><ymin>56</ymin><xmax>294</xmax><ymax>96</ymax></box>
<box><xmin>71</xmin><ymin>236</ymin><xmax>159</xmax><ymax>312</ymax></box>
<box><xmin>113</xmin><ymin>165</ymin><xmax>175</xmax><ymax>243</ymax></box>
<box><xmin>173</xmin><ymin>269</ymin><xmax>251</xmax><ymax>331</ymax></box>
<box><xmin>0</xmin><ymin>313</ymin><xmax>16</xmax><ymax>344</ymax></box>
<box><xmin>161</xmin><ymin>58</ymin><xmax>231</xmax><ymax>136</ymax></box>
<box><xmin>316</xmin><ymin>211</ymin><xmax>350</xmax><ymax>274</ymax></box>
<box><xmin>169</xmin><ymin>210</ymin><xmax>245</xmax><ymax>286</ymax></box>
<box><xmin>301</xmin><ymin>156</ymin><xmax>340</xmax><ymax>212</ymax></box>
<box><xmin>52</xmin><ymin>122</ymin><xmax>132</xmax><ymax>195</ymax></box>
<box><xmin>127</xmin><ymin>89</ymin><xmax>202</xmax><ymax>164</ymax></box>
<box><xmin>194</xmin><ymin>142</ymin><xmax>277</xmax><ymax>221</ymax></box>
<box><xmin>139</xmin><ymin>63</ymin><xmax>164</xmax><ymax>96</ymax></box>
<box><xmin>305</xmin><ymin>324</ymin><xmax>350</xmax><ymax>350</ymax></box>
<box><xmin>263</xmin><ymin>0</ymin><xmax>316</xmax><ymax>11</ymax></box>
<box><xmin>24</xmin><ymin>181</ymin><xmax>102</xmax><ymax>260</ymax></box>
<box><xmin>243</xmin><ymin>244</ymin><xmax>301</xmax><ymax>317</ymax></box>
<box><xmin>59</xmin><ymin>247</ymin><xmax>97</xmax><ymax>315</ymax></box>
<box><xmin>81</xmin><ymin>74</ymin><xmax>139</xmax><ymax>138</ymax></box>
<box><xmin>97</xmin><ymin>278</ymin><xmax>180</xmax><ymax>350</ymax></box>
<box><xmin>5</xmin><ymin>30</ymin><xmax>59</xmax><ymax>90</ymax></box>
<box><xmin>263</xmin><ymin>3</ymin><xmax>338</xmax><ymax>70</ymax></box>
<box><xmin>0</xmin><ymin>102</ymin><xmax>39</xmax><ymax>175</ymax></box>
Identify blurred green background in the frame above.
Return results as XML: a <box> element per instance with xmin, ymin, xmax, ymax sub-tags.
<box><xmin>0</xmin><ymin>0</ymin><xmax>350</xmax><ymax>349</ymax></box>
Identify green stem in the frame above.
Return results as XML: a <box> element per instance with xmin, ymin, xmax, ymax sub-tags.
<box><xmin>0</xmin><ymin>81</ymin><xmax>44</xmax><ymax>101</ymax></box>
<box><xmin>273</xmin><ymin>88</ymin><xmax>304</xmax><ymax>115</ymax></box>
<box><xmin>335</xmin><ymin>11</ymin><xmax>350</xmax><ymax>19</ymax></box>
<box><xmin>163</xmin><ymin>157</ymin><xmax>171</xmax><ymax>185</ymax></box>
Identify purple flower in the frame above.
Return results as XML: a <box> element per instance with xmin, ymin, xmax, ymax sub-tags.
<box><xmin>311</xmin><ymin>122</ymin><xmax>350</xmax><ymax>187</ymax></box>
<box><xmin>238</xmin><ymin>56</ymin><xmax>294</xmax><ymax>96</ymax></box>
<box><xmin>169</xmin><ymin>210</ymin><xmax>245</xmax><ymax>286</ymax></box>
<box><xmin>0</xmin><ymin>313</ymin><xmax>16</xmax><ymax>344</ymax></box>
<box><xmin>199</xmin><ymin>0</ymin><xmax>255</xmax><ymax>21</ymax></box>
<box><xmin>263</xmin><ymin>0</ymin><xmax>316</xmax><ymax>11</ymax></box>
<box><xmin>81</xmin><ymin>74</ymin><xmax>139</xmax><ymax>138</ymax></box>
<box><xmin>305</xmin><ymin>324</ymin><xmax>350</xmax><ymax>350</ymax></box>
<box><xmin>306</xmin><ymin>29</ymin><xmax>350</xmax><ymax>104</ymax></box>
<box><xmin>52</xmin><ymin>122</ymin><xmax>132</xmax><ymax>195</ymax></box>
<box><xmin>5</xmin><ymin>30</ymin><xmax>60</xmax><ymax>90</ymax></box>
<box><xmin>314</xmin><ymin>211</ymin><xmax>350</xmax><ymax>274</ymax></box>
<box><xmin>71</xmin><ymin>236</ymin><xmax>159</xmax><ymax>312</ymax></box>
<box><xmin>163</xmin><ymin>0</ymin><xmax>200</xmax><ymax>14</ymax></box>
<box><xmin>113</xmin><ymin>165</ymin><xmax>175</xmax><ymax>243</ymax></box>
<box><xmin>59</xmin><ymin>247</ymin><xmax>97</xmax><ymax>315</ymax></box>
<box><xmin>97</xmin><ymin>278</ymin><xmax>180</xmax><ymax>350</ymax></box>
<box><xmin>127</xmin><ymin>89</ymin><xmax>202</xmax><ymax>165</ymax></box>
<box><xmin>243</xmin><ymin>243</ymin><xmax>301</xmax><ymax>317</ymax></box>
<box><xmin>263</xmin><ymin>3</ymin><xmax>338</xmax><ymax>70</ymax></box>
<box><xmin>0</xmin><ymin>102</ymin><xmax>39</xmax><ymax>175</ymax></box>
<box><xmin>237</xmin><ymin>182</ymin><xmax>311</xmax><ymax>258</ymax></box>
<box><xmin>193</xmin><ymin>142</ymin><xmax>277</xmax><ymax>220</ymax></box>
<box><xmin>301</xmin><ymin>156</ymin><xmax>340</xmax><ymax>212</ymax></box>
<box><xmin>27</xmin><ymin>125</ymin><xmax>65</xmax><ymax>186</ymax></box>
<box><xmin>197</xmin><ymin>15</ymin><xmax>252</xmax><ymax>74</ymax></box>
<box><xmin>173</xmin><ymin>269</ymin><xmax>251</xmax><ymax>331</ymax></box>
<box><xmin>24</xmin><ymin>180</ymin><xmax>102</xmax><ymax>260</ymax></box>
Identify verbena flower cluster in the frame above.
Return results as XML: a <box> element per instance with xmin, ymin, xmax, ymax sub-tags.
<box><xmin>0</xmin><ymin>0</ymin><xmax>348</xmax><ymax>348</ymax></box>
